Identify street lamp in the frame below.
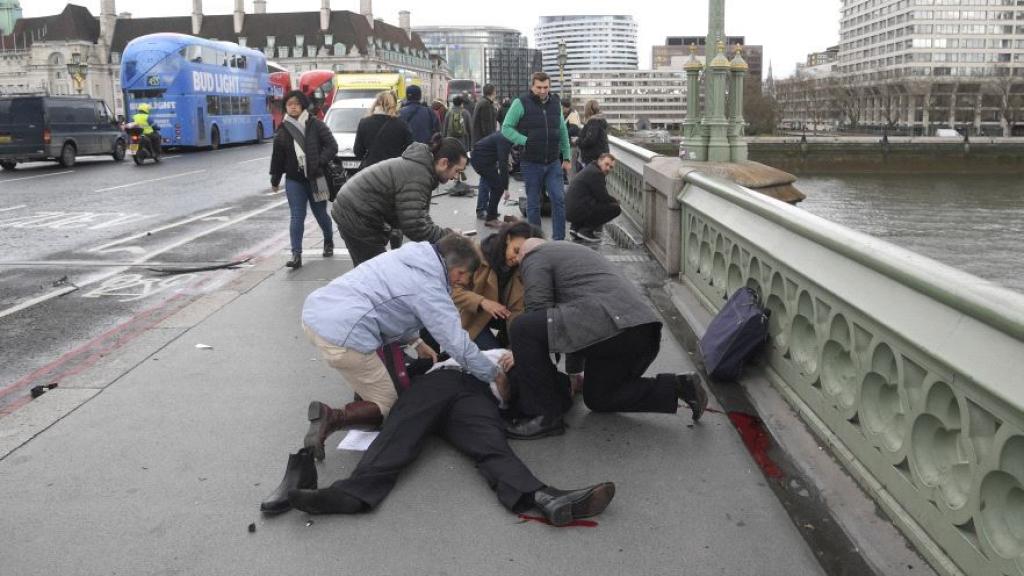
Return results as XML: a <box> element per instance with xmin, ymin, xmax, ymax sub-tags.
<box><xmin>557</xmin><ymin>40</ymin><xmax>568</xmax><ymax>97</ymax></box>
<box><xmin>67</xmin><ymin>52</ymin><xmax>88</xmax><ymax>94</ymax></box>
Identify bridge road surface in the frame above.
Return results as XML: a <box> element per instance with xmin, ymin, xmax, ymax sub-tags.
<box><xmin>0</xmin><ymin>174</ymin><xmax>827</xmax><ymax>575</ymax></box>
<box><xmin>0</xmin><ymin>143</ymin><xmax>294</xmax><ymax>413</ymax></box>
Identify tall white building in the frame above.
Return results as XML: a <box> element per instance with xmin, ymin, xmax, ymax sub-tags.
<box><xmin>535</xmin><ymin>15</ymin><xmax>638</xmax><ymax>94</ymax></box>
<box><xmin>837</xmin><ymin>0</ymin><xmax>1024</xmax><ymax>135</ymax></box>
<box><xmin>570</xmin><ymin>70</ymin><xmax>686</xmax><ymax>131</ymax></box>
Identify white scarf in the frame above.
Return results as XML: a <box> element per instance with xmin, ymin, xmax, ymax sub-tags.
<box><xmin>284</xmin><ymin>110</ymin><xmax>309</xmax><ymax>176</ymax></box>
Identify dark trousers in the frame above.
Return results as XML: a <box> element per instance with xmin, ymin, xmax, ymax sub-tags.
<box><xmin>336</xmin><ymin>225</ymin><xmax>387</xmax><ymax>267</ymax></box>
<box><xmin>472</xmin><ymin>160</ymin><xmax>505</xmax><ymax>220</ymax></box>
<box><xmin>510</xmin><ymin>312</ymin><xmax>677</xmax><ymax>420</ymax></box>
<box><xmin>570</xmin><ymin>203</ymin><xmax>622</xmax><ymax>233</ymax></box>
<box><xmin>330</xmin><ymin>370</ymin><xmax>545</xmax><ymax>511</ymax></box>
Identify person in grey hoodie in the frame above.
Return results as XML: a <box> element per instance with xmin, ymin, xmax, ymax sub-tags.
<box><xmin>332</xmin><ymin>135</ymin><xmax>467</xmax><ymax>266</ymax></box>
<box><xmin>299</xmin><ymin>234</ymin><xmax>507</xmax><ymax>461</ymax></box>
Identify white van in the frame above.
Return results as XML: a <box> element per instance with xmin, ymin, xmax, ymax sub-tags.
<box><xmin>935</xmin><ymin>128</ymin><xmax>961</xmax><ymax>138</ymax></box>
<box><xmin>323</xmin><ymin>98</ymin><xmax>373</xmax><ymax>177</ymax></box>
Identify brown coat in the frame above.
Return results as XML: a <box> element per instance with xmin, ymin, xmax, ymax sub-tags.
<box><xmin>452</xmin><ymin>262</ymin><xmax>526</xmax><ymax>340</ymax></box>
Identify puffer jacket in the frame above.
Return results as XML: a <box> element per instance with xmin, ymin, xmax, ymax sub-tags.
<box><xmin>269</xmin><ymin>115</ymin><xmax>337</xmax><ymax>186</ymax></box>
<box><xmin>302</xmin><ymin>241</ymin><xmax>499</xmax><ymax>383</ymax></box>
<box><xmin>332</xmin><ymin>143</ymin><xmax>450</xmax><ymax>246</ymax></box>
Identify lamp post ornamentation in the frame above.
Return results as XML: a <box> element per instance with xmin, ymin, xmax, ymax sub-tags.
<box><xmin>66</xmin><ymin>51</ymin><xmax>88</xmax><ymax>94</ymax></box>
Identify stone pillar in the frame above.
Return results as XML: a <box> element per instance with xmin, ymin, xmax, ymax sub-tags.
<box><xmin>254</xmin><ymin>0</ymin><xmax>266</xmax><ymax>14</ymax></box>
<box><xmin>233</xmin><ymin>0</ymin><xmax>244</xmax><ymax>35</ymax></box>
<box><xmin>360</xmin><ymin>0</ymin><xmax>373</xmax><ymax>26</ymax></box>
<box><xmin>922</xmin><ymin>90</ymin><xmax>931</xmax><ymax>135</ymax></box>
<box><xmin>729</xmin><ymin>44</ymin><xmax>748</xmax><ymax>162</ymax></box>
<box><xmin>399</xmin><ymin>11</ymin><xmax>410</xmax><ymax>37</ymax></box>
<box><xmin>100</xmin><ymin>0</ymin><xmax>116</xmax><ymax>46</ymax></box>
<box><xmin>706</xmin><ymin>41</ymin><xmax>732</xmax><ymax>162</ymax></box>
<box><xmin>191</xmin><ymin>0</ymin><xmax>203</xmax><ymax>36</ymax></box>
<box><xmin>681</xmin><ymin>44</ymin><xmax>705</xmax><ymax>161</ymax></box>
<box><xmin>320</xmin><ymin>0</ymin><xmax>331</xmax><ymax>32</ymax></box>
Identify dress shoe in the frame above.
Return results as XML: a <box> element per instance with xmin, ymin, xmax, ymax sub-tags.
<box><xmin>304</xmin><ymin>400</ymin><xmax>383</xmax><ymax>461</ymax></box>
<box><xmin>476</xmin><ymin>210</ymin><xmax>487</xmax><ymax>220</ymax></box>
<box><xmin>288</xmin><ymin>484</ymin><xmax>367</xmax><ymax>515</ymax></box>
<box><xmin>285</xmin><ymin>252</ymin><xmax>302</xmax><ymax>268</ymax></box>
<box><xmin>260</xmin><ymin>448</ymin><xmax>317</xmax><ymax>515</ymax></box>
<box><xmin>323</xmin><ymin>240</ymin><xmax>334</xmax><ymax>258</ymax></box>
<box><xmin>533</xmin><ymin>482</ymin><xmax>616</xmax><ymax>526</ymax></box>
<box><xmin>505</xmin><ymin>415</ymin><xmax>565</xmax><ymax>440</ymax></box>
<box><xmin>484</xmin><ymin>218</ymin><xmax>503</xmax><ymax>228</ymax></box>
<box><xmin>676</xmin><ymin>372</ymin><xmax>708</xmax><ymax>421</ymax></box>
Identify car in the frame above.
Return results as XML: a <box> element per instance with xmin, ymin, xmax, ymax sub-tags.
<box><xmin>0</xmin><ymin>95</ymin><xmax>127</xmax><ymax>170</ymax></box>
<box><xmin>323</xmin><ymin>98</ymin><xmax>373</xmax><ymax>177</ymax></box>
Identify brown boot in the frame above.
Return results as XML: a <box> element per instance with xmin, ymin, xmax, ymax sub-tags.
<box><xmin>304</xmin><ymin>400</ymin><xmax>383</xmax><ymax>461</ymax></box>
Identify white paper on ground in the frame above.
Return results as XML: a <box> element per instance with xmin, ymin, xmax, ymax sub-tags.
<box><xmin>337</xmin><ymin>430</ymin><xmax>379</xmax><ymax>452</ymax></box>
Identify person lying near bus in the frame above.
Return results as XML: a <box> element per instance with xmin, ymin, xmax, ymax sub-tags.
<box><xmin>451</xmin><ymin>221</ymin><xmax>544</xmax><ymax>351</ymax></box>
<box><xmin>299</xmin><ymin>234</ymin><xmax>505</xmax><ymax>462</ymax></box>
<box><xmin>283</xmin><ymin>344</ymin><xmax>615</xmax><ymax>527</ymax></box>
<box><xmin>331</xmin><ymin>135</ymin><xmax>467</xmax><ymax>267</ymax></box>
<box><xmin>504</xmin><ymin>238</ymin><xmax>709</xmax><ymax>440</ymax></box>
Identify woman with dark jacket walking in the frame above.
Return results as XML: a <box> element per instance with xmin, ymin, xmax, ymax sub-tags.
<box><xmin>332</xmin><ymin>135</ymin><xmax>469</xmax><ymax>266</ymax></box>
<box><xmin>577</xmin><ymin>100</ymin><xmax>610</xmax><ymax>167</ymax></box>
<box><xmin>270</xmin><ymin>90</ymin><xmax>338</xmax><ymax>269</ymax></box>
<box><xmin>353</xmin><ymin>91</ymin><xmax>413</xmax><ymax>170</ymax></box>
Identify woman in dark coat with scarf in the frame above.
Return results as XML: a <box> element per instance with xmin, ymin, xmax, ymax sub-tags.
<box><xmin>270</xmin><ymin>90</ymin><xmax>338</xmax><ymax>269</ymax></box>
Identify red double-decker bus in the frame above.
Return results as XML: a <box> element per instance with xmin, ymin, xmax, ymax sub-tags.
<box><xmin>299</xmin><ymin>70</ymin><xmax>336</xmax><ymax>120</ymax></box>
<box><xmin>267</xmin><ymin>61</ymin><xmax>291</xmax><ymax>130</ymax></box>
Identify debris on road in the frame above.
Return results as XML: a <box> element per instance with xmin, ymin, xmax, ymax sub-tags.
<box><xmin>30</xmin><ymin>383</ymin><xmax>58</xmax><ymax>398</ymax></box>
<box><xmin>194</xmin><ymin>344</ymin><xmax>214</xmax><ymax>350</ymax></box>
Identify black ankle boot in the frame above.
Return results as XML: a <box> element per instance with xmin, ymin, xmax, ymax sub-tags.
<box><xmin>285</xmin><ymin>252</ymin><xmax>302</xmax><ymax>268</ymax></box>
<box><xmin>533</xmin><ymin>482</ymin><xmax>616</xmax><ymax>526</ymax></box>
<box><xmin>288</xmin><ymin>483</ymin><xmax>367</xmax><ymax>515</ymax></box>
<box><xmin>323</xmin><ymin>241</ymin><xmax>334</xmax><ymax>258</ymax></box>
<box><xmin>260</xmin><ymin>448</ymin><xmax>317</xmax><ymax>515</ymax></box>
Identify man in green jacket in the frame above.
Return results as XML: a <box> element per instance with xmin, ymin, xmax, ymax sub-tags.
<box><xmin>501</xmin><ymin>72</ymin><xmax>571</xmax><ymax>240</ymax></box>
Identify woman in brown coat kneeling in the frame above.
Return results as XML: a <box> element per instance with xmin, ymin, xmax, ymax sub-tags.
<box><xmin>452</xmin><ymin>221</ymin><xmax>545</xmax><ymax>350</ymax></box>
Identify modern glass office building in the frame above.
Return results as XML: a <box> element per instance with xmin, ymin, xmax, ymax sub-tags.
<box><xmin>414</xmin><ymin>26</ymin><xmax>525</xmax><ymax>87</ymax></box>
<box><xmin>535</xmin><ymin>15</ymin><xmax>638</xmax><ymax>93</ymax></box>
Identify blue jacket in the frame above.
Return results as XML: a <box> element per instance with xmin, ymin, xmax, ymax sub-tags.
<box><xmin>398</xmin><ymin>101</ymin><xmax>440</xmax><ymax>144</ymax></box>
<box><xmin>302</xmin><ymin>241</ymin><xmax>499</xmax><ymax>383</ymax></box>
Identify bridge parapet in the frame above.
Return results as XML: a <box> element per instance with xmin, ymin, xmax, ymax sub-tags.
<box><xmin>607</xmin><ymin>135</ymin><xmax>1024</xmax><ymax>576</ymax></box>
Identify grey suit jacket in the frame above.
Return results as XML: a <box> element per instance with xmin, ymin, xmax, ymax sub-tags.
<box><xmin>519</xmin><ymin>241</ymin><xmax>661</xmax><ymax>353</ymax></box>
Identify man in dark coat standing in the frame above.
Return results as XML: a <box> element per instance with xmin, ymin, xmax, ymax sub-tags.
<box><xmin>471</xmin><ymin>84</ymin><xmax>498</xmax><ymax>146</ymax></box>
<box><xmin>398</xmin><ymin>85</ymin><xmax>441</xmax><ymax>145</ymax></box>
<box><xmin>504</xmin><ymin>239</ymin><xmax>708</xmax><ymax>439</ymax></box>
<box><xmin>566</xmin><ymin>153</ymin><xmax>621</xmax><ymax>243</ymax></box>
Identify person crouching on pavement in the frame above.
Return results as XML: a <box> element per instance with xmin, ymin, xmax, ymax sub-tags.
<box><xmin>452</xmin><ymin>222</ymin><xmax>545</xmax><ymax>350</ymax></box>
<box><xmin>566</xmin><ymin>153</ymin><xmax>622</xmax><ymax>243</ymax></box>
<box><xmin>298</xmin><ymin>234</ymin><xmax>507</xmax><ymax>461</ymax></box>
<box><xmin>332</xmin><ymin>135</ymin><xmax>466</xmax><ymax>267</ymax></box>
<box><xmin>504</xmin><ymin>238</ymin><xmax>709</xmax><ymax>440</ymax></box>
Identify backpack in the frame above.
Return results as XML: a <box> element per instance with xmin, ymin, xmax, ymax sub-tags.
<box><xmin>447</xmin><ymin>108</ymin><xmax>466</xmax><ymax>138</ymax></box>
<box><xmin>699</xmin><ymin>287</ymin><xmax>770</xmax><ymax>381</ymax></box>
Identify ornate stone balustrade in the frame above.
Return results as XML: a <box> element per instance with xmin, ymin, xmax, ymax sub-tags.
<box><xmin>607</xmin><ymin>135</ymin><xmax>1024</xmax><ymax>576</ymax></box>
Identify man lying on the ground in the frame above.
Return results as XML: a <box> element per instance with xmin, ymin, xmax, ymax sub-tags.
<box><xmin>299</xmin><ymin>234</ymin><xmax>507</xmax><ymax>460</ymax></box>
<box><xmin>287</xmin><ymin>348</ymin><xmax>616</xmax><ymax>527</ymax></box>
<box><xmin>505</xmin><ymin>238</ymin><xmax>709</xmax><ymax>440</ymax></box>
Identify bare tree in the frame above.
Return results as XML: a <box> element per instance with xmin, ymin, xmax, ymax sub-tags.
<box><xmin>985</xmin><ymin>73</ymin><xmax>1024</xmax><ymax>137</ymax></box>
<box><xmin>830</xmin><ymin>76</ymin><xmax>864</xmax><ymax>130</ymax></box>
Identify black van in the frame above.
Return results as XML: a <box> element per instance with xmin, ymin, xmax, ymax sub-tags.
<box><xmin>0</xmin><ymin>95</ymin><xmax>127</xmax><ymax>170</ymax></box>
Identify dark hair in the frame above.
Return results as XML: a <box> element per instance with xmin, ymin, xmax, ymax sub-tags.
<box><xmin>487</xmin><ymin>221</ymin><xmax>544</xmax><ymax>273</ymax></box>
<box><xmin>531</xmin><ymin>72</ymin><xmax>550</xmax><ymax>84</ymax></box>
<box><xmin>483</xmin><ymin>84</ymin><xmax>496</xmax><ymax>97</ymax></box>
<box><xmin>428</xmin><ymin>134</ymin><xmax>467</xmax><ymax>164</ymax></box>
<box><xmin>452</xmin><ymin>95</ymin><xmax>464</xmax><ymax>107</ymax></box>
<box><xmin>436</xmin><ymin>233</ymin><xmax>481</xmax><ymax>274</ymax></box>
<box><xmin>406</xmin><ymin>84</ymin><xmax>422</xmax><ymax>101</ymax></box>
<box><xmin>598</xmin><ymin>152</ymin><xmax>616</xmax><ymax>162</ymax></box>
<box><xmin>283</xmin><ymin>90</ymin><xmax>310</xmax><ymax>111</ymax></box>
<box><xmin>561</xmin><ymin>98</ymin><xmax>572</xmax><ymax>109</ymax></box>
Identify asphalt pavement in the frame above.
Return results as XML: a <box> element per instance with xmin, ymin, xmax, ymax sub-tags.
<box><xmin>0</xmin><ymin>188</ymin><xmax>828</xmax><ymax>575</ymax></box>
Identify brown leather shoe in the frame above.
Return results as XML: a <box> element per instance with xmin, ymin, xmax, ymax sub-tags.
<box><xmin>304</xmin><ymin>400</ymin><xmax>383</xmax><ymax>461</ymax></box>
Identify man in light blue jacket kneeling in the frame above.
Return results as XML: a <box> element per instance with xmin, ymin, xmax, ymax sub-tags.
<box><xmin>299</xmin><ymin>234</ymin><xmax>506</xmax><ymax>461</ymax></box>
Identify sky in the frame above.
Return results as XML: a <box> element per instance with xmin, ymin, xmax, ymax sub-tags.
<box><xmin>24</xmin><ymin>0</ymin><xmax>842</xmax><ymax>78</ymax></box>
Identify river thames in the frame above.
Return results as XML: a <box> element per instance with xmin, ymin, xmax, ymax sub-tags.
<box><xmin>797</xmin><ymin>174</ymin><xmax>1024</xmax><ymax>294</ymax></box>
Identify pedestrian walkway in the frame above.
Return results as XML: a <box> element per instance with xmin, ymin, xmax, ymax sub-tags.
<box><xmin>0</xmin><ymin>177</ymin><xmax>827</xmax><ymax>576</ymax></box>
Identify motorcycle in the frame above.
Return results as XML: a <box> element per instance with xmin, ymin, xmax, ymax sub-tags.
<box><xmin>126</xmin><ymin>124</ymin><xmax>161</xmax><ymax>165</ymax></box>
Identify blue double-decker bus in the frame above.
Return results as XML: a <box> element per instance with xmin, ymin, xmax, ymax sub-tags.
<box><xmin>120</xmin><ymin>33</ymin><xmax>274</xmax><ymax>149</ymax></box>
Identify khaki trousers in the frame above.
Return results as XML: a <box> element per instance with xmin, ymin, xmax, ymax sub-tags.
<box><xmin>303</xmin><ymin>323</ymin><xmax>398</xmax><ymax>416</ymax></box>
